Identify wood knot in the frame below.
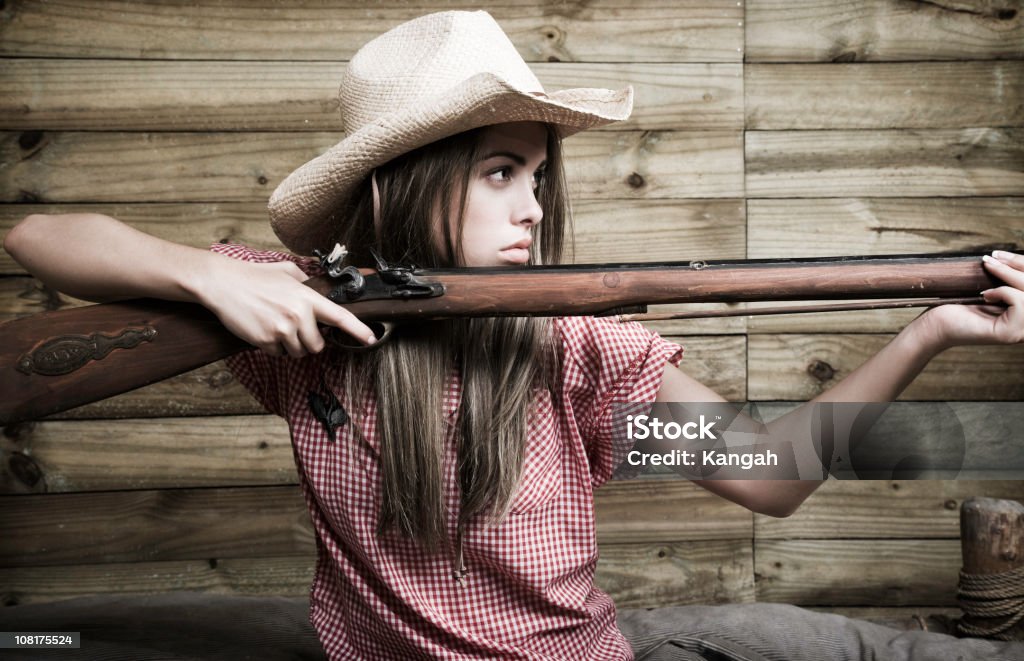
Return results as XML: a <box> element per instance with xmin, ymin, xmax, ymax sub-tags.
<box><xmin>3</xmin><ymin>422</ymin><xmax>36</xmax><ymax>444</ymax></box>
<box><xmin>807</xmin><ymin>360</ymin><xmax>835</xmax><ymax>382</ymax></box>
<box><xmin>19</xmin><ymin>130</ymin><xmax>43</xmax><ymax>150</ymax></box>
<box><xmin>603</xmin><ymin>273</ymin><xmax>620</xmax><ymax>288</ymax></box>
<box><xmin>626</xmin><ymin>172</ymin><xmax>645</xmax><ymax>188</ymax></box>
<box><xmin>997</xmin><ymin>9</ymin><xmax>1016</xmax><ymax>20</ymax></box>
<box><xmin>258</xmin><ymin>441</ymin><xmax>269</xmax><ymax>450</ymax></box>
<box><xmin>944</xmin><ymin>499</ymin><xmax>958</xmax><ymax>510</ymax></box>
<box><xmin>206</xmin><ymin>369</ymin><xmax>234</xmax><ymax>388</ymax></box>
<box><xmin>257</xmin><ymin>175</ymin><xmax>268</xmax><ymax>186</ymax></box>
<box><xmin>8</xmin><ymin>452</ymin><xmax>44</xmax><ymax>489</ymax></box>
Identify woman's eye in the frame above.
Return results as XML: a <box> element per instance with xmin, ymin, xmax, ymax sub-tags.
<box><xmin>533</xmin><ymin>169</ymin><xmax>546</xmax><ymax>188</ymax></box>
<box><xmin>486</xmin><ymin>167</ymin><xmax>512</xmax><ymax>183</ymax></box>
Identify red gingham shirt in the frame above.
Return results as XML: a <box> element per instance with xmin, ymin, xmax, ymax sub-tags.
<box><xmin>210</xmin><ymin>243</ymin><xmax>685</xmax><ymax>660</ymax></box>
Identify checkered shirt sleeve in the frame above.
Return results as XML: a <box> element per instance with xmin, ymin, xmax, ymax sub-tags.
<box><xmin>556</xmin><ymin>316</ymin><xmax>685</xmax><ymax>488</ymax></box>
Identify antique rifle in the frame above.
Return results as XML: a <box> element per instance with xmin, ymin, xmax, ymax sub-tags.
<box><xmin>0</xmin><ymin>251</ymin><xmax>1001</xmax><ymax>425</ymax></box>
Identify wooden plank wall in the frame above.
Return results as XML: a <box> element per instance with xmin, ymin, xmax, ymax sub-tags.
<box><xmin>1</xmin><ymin>0</ymin><xmax>1022</xmax><ymax>623</ymax></box>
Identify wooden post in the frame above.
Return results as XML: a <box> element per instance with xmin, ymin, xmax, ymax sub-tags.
<box><xmin>958</xmin><ymin>497</ymin><xmax>1024</xmax><ymax>641</ymax></box>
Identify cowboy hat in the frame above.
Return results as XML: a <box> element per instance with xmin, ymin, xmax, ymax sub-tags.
<box><xmin>267</xmin><ymin>10</ymin><xmax>633</xmax><ymax>255</ymax></box>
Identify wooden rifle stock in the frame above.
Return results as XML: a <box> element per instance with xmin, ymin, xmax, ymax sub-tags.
<box><xmin>0</xmin><ymin>253</ymin><xmax>998</xmax><ymax>425</ymax></box>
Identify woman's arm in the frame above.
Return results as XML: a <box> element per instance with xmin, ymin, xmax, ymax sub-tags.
<box><xmin>3</xmin><ymin>213</ymin><xmax>376</xmax><ymax>355</ymax></box>
<box><xmin>650</xmin><ymin>251</ymin><xmax>1024</xmax><ymax>518</ymax></box>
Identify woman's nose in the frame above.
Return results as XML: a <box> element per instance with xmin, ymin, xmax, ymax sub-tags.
<box><xmin>517</xmin><ymin>186</ymin><xmax>543</xmax><ymax>227</ymax></box>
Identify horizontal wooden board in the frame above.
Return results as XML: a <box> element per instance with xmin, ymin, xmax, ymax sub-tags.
<box><xmin>755</xmin><ymin>539</ymin><xmax>962</xmax><ymax>606</ymax></box>
<box><xmin>748</xmin><ymin>334</ymin><xmax>1024</xmax><ymax>400</ymax></box>
<box><xmin>596</xmin><ymin>540</ymin><xmax>755</xmax><ymax>608</ymax></box>
<box><xmin>595</xmin><ymin>478</ymin><xmax>751</xmax><ymax>543</ymax></box>
<box><xmin>0</xmin><ymin>1</ymin><xmax>745</xmax><ymax>63</ymax></box>
<box><xmin>747</xmin><ymin>198</ymin><xmax>1024</xmax><ymax>259</ymax></box>
<box><xmin>746</xmin><ymin>129</ymin><xmax>1024</xmax><ymax>197</ymax></box>
<box><xmin>1</xmin><ymin>130</ymin><xmax>745</xmax><ymax>203</ymax></box>
<box><xmin>0</xmin><ymin>478</ymin><xmax>756</xmax><ymax>566</ymax></box>
<box><xmin>0</xmin><ymin>486</ymin><xmax>314</xmax><ymax>567</ymax></box>
<box><xmin>0</xmin><ymin>556</ymin><xmax>316</xmax><ymax>606</ymax></box>
<box><xmin>1</xmin><ymin>415</ymin><xmax>294</xmax><ymax>494</ymax></box>
<box><xmin>0</xmin><ymin>61</ymin><xmax>742</xmax><ymax>132</ymax></box>
<box><xmin>746</xmin><ymin>0</ymin><xmax>1024</xmax><ymax>62</ymax></box>
<box><xmin>0</xmin><ymin>199</ymin><xmax>746</xmax><ymax>275</ymax></box>
<box><xmin>746</xmin><ymin>62</ymin><xmax>1024</xmax><ymax>129</ymax></box>
<box><xmin>0</xmin><ymin>540</ymin><xmax>751</xmax><ymax>609</ymax></box>
<box><xmin>756</xmin><ymin>479</ymin><xmax>1024</xmax><ymax>539</ymax></box>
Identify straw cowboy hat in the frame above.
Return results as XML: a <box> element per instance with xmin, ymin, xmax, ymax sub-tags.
<box><xmin>268</xmin><ymin>10</ymin><xmax>633</xmax><ymax>255</ymax></box>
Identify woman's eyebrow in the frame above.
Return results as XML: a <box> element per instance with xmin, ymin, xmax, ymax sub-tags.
<box><xmin>480</xmin><ymin>150</ymin><xmax>527</xmax><ymax>165</ymax></box>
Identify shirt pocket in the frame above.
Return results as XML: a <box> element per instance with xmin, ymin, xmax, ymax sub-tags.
<box><xmin>509</xmin><ymin>389</ymin><xmax>563</xmax><ymax>514</ymax></box>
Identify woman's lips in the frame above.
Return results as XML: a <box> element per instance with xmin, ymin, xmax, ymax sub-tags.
<box><xmin>499</xmin><ymin>238</ymin><xmax>532</xmax><ymax>264</ymax></box>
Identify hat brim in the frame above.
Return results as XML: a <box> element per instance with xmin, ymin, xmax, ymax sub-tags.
<box><xmin>268</xmin><ymin>72</ymin><xmax>633</xmax><ymax>255</ymax></box>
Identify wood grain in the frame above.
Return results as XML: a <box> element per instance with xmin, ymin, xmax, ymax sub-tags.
<box><xmin>0</xmin><ymin>486</ymin><xmax>314</xmax><ymax>567</ymax></box>
<box><xmin>746</xmin><ymin>129</ymin><xmax>1024</xmax><ymax>198</ymax></box>
<box><xmin>756</xmin><ymin>479</ymin><xmax>1024</xmax><ymax>538</ymax></box>
<box><xmin>748</xmin><ymin>334</ymin><xmax>1024</xmax><ymax>400</ymax></box>
<box><xmin>0</xmin><ymin>1</ymin><xmax>745</xmax><ymax>63</ymax></box>
<box><xmin>746</xmin><ymin>62</ymin><xmax>1024</xmax><ymax>129</ymax></box>
<box><xmin>0</xmin><ymin>61</ymin><xmax>743</xmax><ymax>132</ymax></box>
<box><xmin>755</xmin><ymin>539</ymin><xmax>962</xmax><ymax>606</ymax></box>
<box><xmin>596</xmin><ymin>540</ymin><xmax>755</xmax><ymax>608</ymax></box>
<box><xmin>0</xmin><ymin>556</ymin><xmax>316</xmax><ymax>606</ymax></box>
<box><xmin>0</xmin><ymin>130</ymin><xmax>745</xmax><ymax>203</ymax></box>
<box><xmin>0</xmin><ymin>199</ymin><xmax>746</xmax><ymax>274</ymax></box>
<box><xmin>747</xmin><ymin>0</ymin><xmax>1024</xmax><ymax>62</ymax></box>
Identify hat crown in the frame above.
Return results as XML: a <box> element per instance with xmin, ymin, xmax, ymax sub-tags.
<box><xmin>340</xmin><ymin>11</ymin><xmax>544</xmax><ymax>132</ymax></box>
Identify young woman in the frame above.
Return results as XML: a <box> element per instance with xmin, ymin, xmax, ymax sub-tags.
<box><xmin>5</xmin><ymin>10</ymin><xmax>1023</xmax><ymax>661</ymax></box>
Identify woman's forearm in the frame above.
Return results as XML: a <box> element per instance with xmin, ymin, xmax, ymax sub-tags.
<box><xmin>3</xmin><ymin>213</ymin><xmax>215</xmax><ymax>303</ymax></box>
<box><xmin>757</xmin><ymin>318</ymin><xmax>946</xmax><ymax>512</ymax></box>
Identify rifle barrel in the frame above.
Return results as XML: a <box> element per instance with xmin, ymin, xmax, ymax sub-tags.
<box><xmin>0</xmin><ymin>253</ymin><xmax>997</xmax><ymax>425</ymax></box>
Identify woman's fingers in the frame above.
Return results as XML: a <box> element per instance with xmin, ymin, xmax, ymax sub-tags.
<box><xmin>312</xmin><ymin>295</ymin><xmax>377</xmax><ymax>347</ymax></box>
<box><xmin>982</xmin><ymin>251</ymin><xmax>1024</xmax><ymax>289</ymax></box>
<box><xmin>981</xmin><ymin>286</ymin><xmax>1024</xmax><ymax>343</ymax></box>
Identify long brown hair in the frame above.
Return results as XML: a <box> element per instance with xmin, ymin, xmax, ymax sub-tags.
<box><xmin>332</xmin><ymin>124</ymin><xmax>571</xmax><ymax>549</ymax></box>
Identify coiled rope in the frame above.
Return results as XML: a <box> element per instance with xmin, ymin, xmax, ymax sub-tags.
<box><xmin>957</xmin><ymin>565</ymin><xmax>1024</xmax><ymax>640</ymax></box>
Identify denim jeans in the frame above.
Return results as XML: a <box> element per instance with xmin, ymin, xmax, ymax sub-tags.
<box><xmin>617</xmin><ymin>603</ymin><xmax>1023</xmax><ymax>661</ymax></box>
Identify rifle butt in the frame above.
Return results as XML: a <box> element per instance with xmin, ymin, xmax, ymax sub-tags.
<box><xmin>0</xmin><ymin>299</ymin><xmax>249</xmax><ymax>426</ymax></box>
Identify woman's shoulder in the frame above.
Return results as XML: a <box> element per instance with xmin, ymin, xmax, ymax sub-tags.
<box><xmin>553</xmin><ymin>315</ymin><xmax>660</xmax><ymax>357</ymax></box>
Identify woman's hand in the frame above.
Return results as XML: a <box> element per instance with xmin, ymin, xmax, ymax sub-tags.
<box><xmin>916</xmin><ymin>250</ymin><xmax>1024</xmax><ymax>351</ymax></box>
<box><xmin>196</xmin><ymin>255</ymin><xmax>377</xmax><ymax>357</ymax></box>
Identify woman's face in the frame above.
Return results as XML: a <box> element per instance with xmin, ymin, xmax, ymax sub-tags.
<box><xmin>450</xmin><ymin>122</ymin><xmax>548</xmax><ymax>267</ymax></box>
